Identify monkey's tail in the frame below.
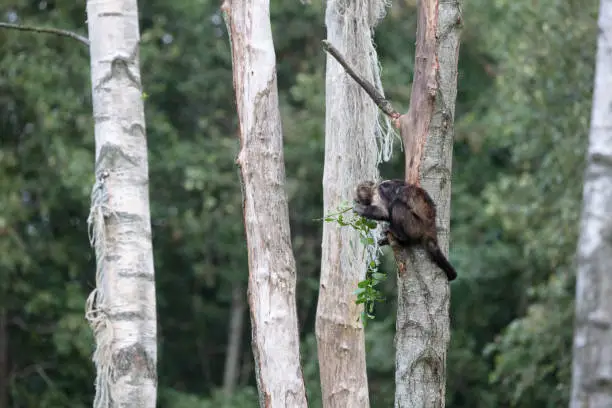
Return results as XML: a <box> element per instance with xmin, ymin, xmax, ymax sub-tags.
<box><xmin>425</xmin><ymin>239</ymin><xmax>457</xmax><ymax>281</ymax></box>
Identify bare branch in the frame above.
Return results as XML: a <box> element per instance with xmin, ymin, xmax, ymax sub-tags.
<box><xmin>322</xmin><ymin>40</ymin><xmax>400</xmax><ymax>120</ymax></box>
<box><xmin>0</xmin><ymin>22</ymin><xmax>89</xmax><ymax>46</ymax></box>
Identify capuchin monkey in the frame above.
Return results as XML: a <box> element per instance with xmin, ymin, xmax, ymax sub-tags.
<box><xmin>353</xmin><ymin>179</ymin><xmax>457</xmax><ymax>281</ymax></box>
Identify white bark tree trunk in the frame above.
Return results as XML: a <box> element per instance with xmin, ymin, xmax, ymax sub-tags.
<box><xmin>316</xmin><ymin>1</ymin><xmax>388</xmax><ymax>407</ymax></box>
<box><xmin>393</xmin><ymin>0</ymin><xmax>461</xmax><ymax>406</ymax></box>
<box><xmin>570</xmin><ymin>1</ymin><xmax>612</xmax><ymax>407</ymax></box>
<box><xmin>85</xmin><ymin>1</ymin><xmax>157</xmax><ymax>407</ymax></box>
<box><xmin>222</xmin><ymin>1</ymin><xmax>308</xmax><ymax>406</ymax></box>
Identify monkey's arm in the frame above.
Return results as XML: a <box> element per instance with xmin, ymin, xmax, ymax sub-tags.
<box><xmin>353</xmin><ymin>203</ymin><xmax>389</xmax><ymax>221</ymax></box>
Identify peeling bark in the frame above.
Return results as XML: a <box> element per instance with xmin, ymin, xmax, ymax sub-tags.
<box><xmin>86</xmin><ymin>1</ymin><xmax>157</xmax><ymax>407</ymax></box>
<box><xmin>315</xmin><ymin>1</ymin><xmax>387</xmax><ymax>407</ymax></box>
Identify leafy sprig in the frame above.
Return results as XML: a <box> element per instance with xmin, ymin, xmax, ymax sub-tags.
<box><xmin>321</xmin><ymin>201</ymin><xmax>387</xmax><ymax>323</ymax></box>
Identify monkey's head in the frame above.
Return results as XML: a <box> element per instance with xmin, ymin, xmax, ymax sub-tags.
<box><xmin>377</xmin><ymin>179</ymin><xmax>405</xmax><ymax>204</ymax></box>
<box><xmin>355</xmin><ymin>181</ymin><xmax>377</xmax><ymax>205</ymax></box>
<box><xmin>355</xmin><ymin>179</ymin><xmax>405</xmax><ymax>207</ymax></box>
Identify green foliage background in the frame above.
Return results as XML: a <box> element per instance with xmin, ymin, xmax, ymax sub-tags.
<box><xmin>0</xmin><ymin>0</ymin><xmax>597</xmax><ymax>406</ymax></box>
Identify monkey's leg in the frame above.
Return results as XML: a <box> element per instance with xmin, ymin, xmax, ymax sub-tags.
<box><xmin>387</xmin><ymin>224</ymin><xmax>409</xmax><ymax>243</ymax></box>
<box><xmin>376</xmin><ymin>223</ymin><xmax>411</xmax><ymax>248</ymax></box>
<box><xmin>377</xmin><ymin>230</ymin><xmax>407</xmax><ymax>247</ymax></box>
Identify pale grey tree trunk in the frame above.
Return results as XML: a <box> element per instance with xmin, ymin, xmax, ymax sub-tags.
<box><xmin>570</xmin><ymin>1</ymin><xmax>612</xmax><ymax>407</ymax></box>
<box><xmin>316</xmin><ymin>1</ymin><xmax>390</xmax><ymax>407</ymax></box>
<box><xmin>393</xmin><ymin>0</ymin><xmax>462</xmax><ymax>406</ymax></box>
<box><xmin>222</xmin><ymin>0</ymin><xmax>308</xmax><ymax>406</ymax></box>
<box><xmin>85</xmin><ymin>1</ymin><xmax>157</xmax><ymax>407</ymax></box>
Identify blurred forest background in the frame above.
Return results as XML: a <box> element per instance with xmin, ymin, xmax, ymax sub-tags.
<box><xmin>0</xmin><ymin>0</ymin><xmax>597</xmax><ymax>407</ymax></box>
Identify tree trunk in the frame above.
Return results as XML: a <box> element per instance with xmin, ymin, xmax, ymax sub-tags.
<box><xmin>223</xmin><ymin>284</ymin><xmax>245</xmax><ymax>396</ymax></box>
<box><xmin>85</xmin><ymin>1</ymin><xmax>157</xmax><ymax>407</ymax></box>
<box><xmin>570</xmin><ymin>1</ymin><xmax>612</xmax><ymax>407</ymax></box>
<box><xmin>316</xmin><ymin>1</ymin><xmax>389</xmax><ymax>407</ymax></box>
<box><xmin>393</xmin><ymin>0</ymin><xmax>461</xmax><ymax>406</ymax></box>
<box><xmin>222</xmin><ymin>1</ymin><xmax>308</xmax><ymax>406</ymax></box>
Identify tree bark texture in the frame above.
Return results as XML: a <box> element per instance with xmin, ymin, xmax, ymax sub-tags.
<box><xmin>223</xmin><ymin>1</ymin><xmax>308</xmax><ymax>406</ymax></box>
<box><xmin>316</xmin><ymin>1</ymin><xmax>387</xmax><ymax>407</ymax></box>
<box><xmin>393</xmin><ymin>0</ymin><xmax>461</xmax><ymax>406</ymax></box>
<box><xmin>570</xmin><ymin>1</ymin><xmax>612</xmax><ymax>407</ymax></box>
<box><xmin>86</xmin><ymin>1</ymin><xmax>157</xmax><ymax>407</ymax></box>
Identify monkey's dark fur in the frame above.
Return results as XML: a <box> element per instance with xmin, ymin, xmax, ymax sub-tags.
<box><xmin>353</xmin><ymin>179</ymin><xmax>457</xmax><ymax>281</ymax></box>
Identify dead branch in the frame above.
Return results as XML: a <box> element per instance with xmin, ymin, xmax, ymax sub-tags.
<box><xmin>0</xmin><ymin>22</ymin><xmax>89</xmax><ymax>46</ymax></box>
<box><xmin>322</xmin><ymin>40</ymin><xmax>400</xmax><ymax>120</ymax></box>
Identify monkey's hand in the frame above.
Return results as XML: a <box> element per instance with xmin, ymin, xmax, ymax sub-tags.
<box><xmin>353</xmin><ymin>203</ymin><xmax>367</xmax><ymax>216</ymax></box>
<box><xmin>353</xmin><ymin>203</ymin><xmax>390</xmax><ymax>222</ymax></box>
